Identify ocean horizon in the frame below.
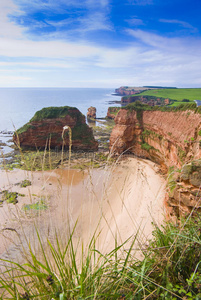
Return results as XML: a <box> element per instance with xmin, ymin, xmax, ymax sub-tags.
<box><xmin>0</xmin><ymin>87</ymin><xmax>121</xmax><ymax>154</ymax></box>
<box><xmin>0</xmin><ymin>87</ymin><xmax>120</xmax><ymax>131</ymax></box>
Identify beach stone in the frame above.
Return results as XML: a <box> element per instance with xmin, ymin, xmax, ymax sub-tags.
<box><xmin>13</xmin><ymin>106</ymin><xmax>98</xmax><ymax>151</ymax></box>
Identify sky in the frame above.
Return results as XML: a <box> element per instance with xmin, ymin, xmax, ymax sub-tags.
<box><xmin>0</xmin><ymin>0</ymin><xmax>201</xmax><ymax>88</ymax></box>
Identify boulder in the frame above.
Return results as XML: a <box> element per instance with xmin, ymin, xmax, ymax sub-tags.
<box><xmin>13</xmin><ymin>106</ymin><xmax>98</xmax><ymax>151</ymax></box>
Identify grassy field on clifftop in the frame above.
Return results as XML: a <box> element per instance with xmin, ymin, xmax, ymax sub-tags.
<box><xmin>140</xmin><ymin>88</ymin><xmax>201</xmax><ymax>103</ymax></box>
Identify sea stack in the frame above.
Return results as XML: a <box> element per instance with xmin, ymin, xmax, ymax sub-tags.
<box><xmin>13</xmin><ymin>106</ymin><xmax>98</xmax><ymax>151</ymax></box>
<box><xmin>87</xmin><ymin>106</ymin><xmax>96</xmax><ymax>120</ymax></box>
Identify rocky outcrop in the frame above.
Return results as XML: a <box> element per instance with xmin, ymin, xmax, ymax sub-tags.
<box><xmin>121</xmin><ymin>95</ymin><xmax>171</xmax><ymax>106</ymax></box>
<box><xmin>110</xmin><ymin>108</ymin><xmax>201</xmax><ymax>171</ymax></box>
<box><xmin>87</xmin><ymin>106</ymin><xmax>96</xmax><ymax>120</ymax></box>
<box><xmin>115</xmin><ymin>87</ymin><xmax>141</xmax><ymax>96</ymax></box>
<box><xmin>13</xmin><ymin>106</ymin><xmax>98</xmax><ymax>151</ymax></box>
<box><xmin>115</xmin><ymin>86</ymin><xmax>151</xmax><ymax>96</ymax></box>
<box><xmin>107</xmin><ymin>107</ymin><xmax>121</xmax><ymax>119</ymax></box>
<box><xmin>168</xmin><ymin>160</ymin><xmax>201</xmax><ymax>218</ymax></box>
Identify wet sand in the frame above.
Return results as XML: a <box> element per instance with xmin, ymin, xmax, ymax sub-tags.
<box><xmin>0</xmin><ymin>157</ymin><xmax>166</xmax><ymax>262</ymax></box>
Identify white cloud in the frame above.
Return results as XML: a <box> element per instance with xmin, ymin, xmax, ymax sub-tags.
<box><xmin>1</xmin><ymin>28</ymin><xmax>201</xmax><ymax>88</ymax></box>
<box><xmin>126</xmin><ymin>29</ymin><xmax>182</xmax><ymax>49</ymax></box>
<box><xmin>127</xmin><ymin>0</ymin><xmax>153</xmax><ymax>5</ymax></box>
<box><xmin>86</xmin><ymin>0</ymin><xmax>110</xmax><ymax>8</ymax></box>
<box><xmin>126</xmin><ymin>18</ymin><xmax>144</xmax><ymax>26</ymax></box>
<box><xmin>0</xmin><ymin>0</ymin><xmax>24</xmax><ymax>38</ymax></box>
<box><xmin>77</xmin><ymin>12</ymin><xmax>113</xmax><ymax>32</ymax></box>
<box><xmin>0</xmin><ymin>1</ymin><xmax>200</xmax><ymax>88</ymax></box>
<box><xmin>0</xmin><ymin>38</ymin><xmax>101</xmax><ymax>58</ymax></box>
<box><xmin>160</xmin><ymin>19</ymin><xmax>198</xmax><ymax>32</ymax></box>
<box><xmin>0</xmin><ymin>61</ymin><xmax>76</xmax><ymax>69</ymax></box>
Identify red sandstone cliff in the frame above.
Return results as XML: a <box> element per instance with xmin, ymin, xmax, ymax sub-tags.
<box><xmin>110</xmin><ymin>108</ymin><xmax>201</xmax><ymax>217</ymax></box>
<box><xmin>110</xmin><ymin>109</ymin><xmax>201</xmax><ymax>170</ymax></box>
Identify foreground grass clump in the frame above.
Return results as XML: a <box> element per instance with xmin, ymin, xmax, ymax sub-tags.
<box><xmin>145</xmin><ymin>214</ymin><xmax>201</xmax><ymax>299</ymax></box>
<box><xmin>0</xmin><ymin>213</ymin><xmax>200</xmax><ymax>299</ymax></box>
<box><xmin>3</xmin><ymin>150</ymin><xmax>62</xmax><ymax>171</ymax></box>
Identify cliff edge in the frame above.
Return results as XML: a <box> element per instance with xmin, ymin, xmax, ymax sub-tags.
<box><xmin>110</xmin><ymin>105</ymin><xmax>201</xmax><ymax>170</ymax></box>
<box><xmin>110</xmin><ymin>104</ymin><xmax>201</xmax><ymax>217</ymax></box>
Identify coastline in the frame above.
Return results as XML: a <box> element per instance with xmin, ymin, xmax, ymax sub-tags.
<box><xmin>0</xmin><ymin>156</ymin><xmax>166</xmax><ymax>261</ymax></box>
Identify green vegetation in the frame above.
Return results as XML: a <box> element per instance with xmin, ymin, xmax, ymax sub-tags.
<box><xmin>0</xmin><ymin>190</ymin><xmax>25</xmax><ymax>205</ymax></box>
<box><xmin>4</xmin><ymin>150</ymin><xmax>61</xmax><ymax>171</ymax></box>
<box><xmin>20</xmin><ymin>179</ymin><xmax>32</xmax><ymax>187</ymax></box>
<box><xmin>167</xmin><ymin>166</ymin><xmax>177</xmax><ymax>194</ymax></box>
<box><xmin>71</xmin><ymin>152</ymin><xmax>114</xmax><ymax>170</ymax></box>
<box><xmin>30</xmin><ymin>106</ymin><xmax>78</xmax><ymax>122</ymax></box>
<box><xmin>141</xmin><ymin>142</ymin><xmax>153</xmax><ymax>151</ymax></box>
<box><xmin>3</xmin><ymin>148</ymin><xmax>114</xmax><ymax>171</ymax></box>
<box><xmin>125</xmin><ymin>100</ymin><xmax>201</xmax><ymax>113</ymax></box>
<box><xmin>17</xmin><ymin>124</ymin><xmax>36</xmax><ymax>135</ymax></box>
<box><xmin>0</xmin><ymin>213</ymin><xmax>200</xmax><ymax>299</ymax></box>
<box><xmin>139</xmin><ymin>88</ymin><xmax>201</xmax><ymax>102</ymax></box>
<box><xmin>178</xmin><ymin>147</ymin><xmax>186</xmax><ymax>162</ymax></box>
<box><xmin>122</xmin><ymin>88</ymin><xmax>201</xmax><ymax>107</ymax></box>
<box><xmin>107</xmin><ymin>107</ymin><xmax>121</xmax><ymax>117</ymax></box>
<box><xmin>23</xmin><ymin>199</ymin><xmax>48</xmax><ymax>211</ymax></box>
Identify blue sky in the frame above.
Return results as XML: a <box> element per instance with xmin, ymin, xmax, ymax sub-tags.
<box><xmin>0</xmin><ymin>0</ymin><xmax>201</xmax><ymax>87</ymax></box>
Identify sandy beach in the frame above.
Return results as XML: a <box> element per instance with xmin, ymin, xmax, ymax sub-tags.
<box><xmin>0</xmin><ymin>157</ymin><xmax>166</xmax><ymax>262</ymax></box>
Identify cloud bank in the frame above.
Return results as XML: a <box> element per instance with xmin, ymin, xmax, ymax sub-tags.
<box><xmin>0</xmin><ymin>0</ymin><xmax>200</xmax><ymax>87</ymax></box>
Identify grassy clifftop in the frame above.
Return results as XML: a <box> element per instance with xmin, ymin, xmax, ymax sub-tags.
<box><xmin>125</xmin><ymin>100</ymin><xmax>201</xmax><ymax>113</ymax></box>
<box><xmin>139</xmin><ymin>88</ymin><xmax>201</xmax><ymax>101</ymax></box>
<box><xmin>30</xmin><ymin>106</ymin><xmax>81</xmax><ymax>121</ymax></box>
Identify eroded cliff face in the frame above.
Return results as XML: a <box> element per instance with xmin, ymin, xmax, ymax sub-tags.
<box><xmin>168</xmin><ymin>160</ymin><xmax>201</xmax><ymax>218</ymax></box>
<box><xmin>110</xmin><ymin>109</ymin><xmax>201</xmax><ymax>170</ymax></box>
<box><xmin>110</xmin><ymin>108</ymin><xmax>201</xmax><ymax>217</ymax></box>
<box><xmin>13</xmin><ymin>106</ymin><xmax>98</xmax><ymax>151</ymax></box>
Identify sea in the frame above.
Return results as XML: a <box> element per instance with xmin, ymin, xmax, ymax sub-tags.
<box><xmin>0</xmin><ymin>87</ymin><xmax>121</xmax><ymax>154</ymax></box>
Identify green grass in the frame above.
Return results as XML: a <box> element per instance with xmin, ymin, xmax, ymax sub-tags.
<box><xmin>22</xmin><ymin>199</ymin><xmax>48</xmax><ymax>211</ymax></box>
<box><xmin>0</xmin><ymin>213</ymin><xmax>200</xmax><ymax>299</ymax></box>
<box><xmin>139</xmin><ymin>88</ymin><xmax>201</xmax><ymax>102</ymax></box>
<box><xmin>125</xmin><ymin>100</ymin><xmax>201</xmax><ymax>114</ymax></box>
<box><xmin>122</xmin><ymin>88</ymin><xmax>201</xmax><ymax>107</ymax></box>
<box><xmin>30</xmin><ymin>106</ymin><xmax>79</xmax><ymax>122</ymax></box>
